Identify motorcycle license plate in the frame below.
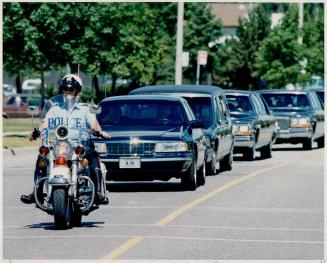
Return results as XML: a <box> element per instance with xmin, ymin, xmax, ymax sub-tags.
<box><xmin>119</xmin><ymin>157</ymin><xmax>141</xmax><ymax>168</ymax></box>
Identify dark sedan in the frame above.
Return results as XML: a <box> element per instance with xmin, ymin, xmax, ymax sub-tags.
<box><xmin>259</xmin><ymin>89</ymin><xmax>324</xmax><ymax>149</ymax></box>
<box><xmin>129</xmin><ymin>85</ymin><xmax>234</xmax><ymax>175</ymax></box>
<box><xmin>92</xmin><ymin>95</ymin><xmax>206</xmax><ymax>190</ymax></box>
<box><xmin>225</xmin><ymin>90</ymin><xmax>278</xmax><ymax>161</ymax></box>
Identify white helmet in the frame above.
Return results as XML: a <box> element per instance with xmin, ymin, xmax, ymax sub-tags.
<box><xmin>59</xmin><ymin>74</ymin><xmax>83</xmax><ymax>92</ymax></box>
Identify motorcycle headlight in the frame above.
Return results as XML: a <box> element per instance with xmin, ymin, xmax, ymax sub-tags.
<box><xmin>53</xmin><ymin>140</ymin><xmax>73</xmax><ymax>158</ymax></box>
<box><xmin>94</xmin><ymin>143</ymin><xmax>107</xmax><ymax>154</ymax></box>
<box><xmin>56</xmin><ymin>126</ymin><xmax>69</xmax><ymax>139</ymax></box>
<box><xmin>155</xmin><ymin>142</ymin><xmax>189</xmax><ymax>152</ymax></box>
<box><xmin>290</xmin><ymin>117</ymin><xmax>310</xmax><ymax>128</ymax></box>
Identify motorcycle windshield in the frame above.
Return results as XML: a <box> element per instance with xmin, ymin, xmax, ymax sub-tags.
<box><xmin>40</xmin><ymin>94</ymin><xmax>89</xmax><ymax>143</ymax></box>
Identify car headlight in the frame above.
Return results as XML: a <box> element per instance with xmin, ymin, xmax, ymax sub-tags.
<box><xmin>155</xmin><ymin>142</ymin><xmax>189</xmax><ymax>152</ymax></box>
<box><xmin>232</xmin><ymin>124</ymin><xmax>255</xmax><ymax>136</ymax></box>
<box><xmin>290</xmin><ymin>117</ymin><xmax>311</xmax><ymax>128</ymax></box>
<box><xmin>94</xmin><ymin>143</ymin><xmax>107</xmax><ymax>154</ymax></box>
<box><xmin>53</xmin><ymin>140</ymin><xmax>73</xmax><ymax>158</ymax></box>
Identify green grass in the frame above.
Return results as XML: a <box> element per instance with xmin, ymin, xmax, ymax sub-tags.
<box><xmin>3</xmin><ymin>118</ymin><xmax>40</xmax><ymax>132</ymax></box>
<box><xmin>3</xmin><ymin>118</ymin><xmax>40</xmax><ymax>148</ymax></box>
<box><xmin>3</xmin><ymin>135</ymin><xmax>38</xmax><ymax>149</ymax></box>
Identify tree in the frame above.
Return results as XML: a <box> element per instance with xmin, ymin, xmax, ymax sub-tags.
<box><xmin>212</xmin><ymin>5</ymin><xmax>271</xmax><ymax>89</ymax></box>
<box><xmin>182</xmin><ymin>3</ymin><xmax>222</xmax><ymax>84</ymax></box>
<box><xmin>253</xmin><ymin>4</ymin><xmax>323</xmax><ymax>88</ymax></box>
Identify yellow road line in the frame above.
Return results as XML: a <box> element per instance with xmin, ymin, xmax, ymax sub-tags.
<box><xmin>102</xmin><ymin>155</ymin><xmax>315</xmax><ymax>259</ymax></box>
<box><xmin>155</xmin><ymin>162</ymin><xmax>287</xmax><ymax>226</ymax></box>
<box><xmin>102</xmin><ymin>236</ymin><xmax>144</xmax><ymax>260</ymax></box>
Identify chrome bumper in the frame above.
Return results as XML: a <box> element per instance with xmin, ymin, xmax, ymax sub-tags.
<box><xmin>278</xmin><ymin>128</ymin><xmax>312</xmax><ymax>139</ymax></box>
<box><xmin>234</xmin><ymin>135</ymin><xmax>255</xmax><ymax>148</ymax></box>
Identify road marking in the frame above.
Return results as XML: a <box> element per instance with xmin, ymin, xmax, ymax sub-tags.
<box><xmin>4</xmin><ymin>234</ymin><xmax>324</xmax><ymax>244</ymax></box>
<box><xmin>156</xmin><ymin>162</ymin><xmax>294</xmax><ymax>226</ymax></box>
<box><xmin>101</xmin><ymin>156</ymin><xmax>317</xmax><ymax>260</ymax></box>
<box><xmin>101</xmin><ymin>236</ymin><xmax>144</xmax><ymax>259</ymax></box>
<box><xmin>4</xmin><ymin>223</ymin><xmax>323</xmax><ymax>232</ymax></box>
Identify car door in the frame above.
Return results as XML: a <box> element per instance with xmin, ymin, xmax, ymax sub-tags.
<box><xmin>215</xmin><ymin>96</ymin><xmax>232</xmax><ymax>157</ymax></box>
<box><xmin>308</xmin><ymin>91</ymin><xmax>324</xmax><ymax>139</ymax></box>
<box><xmin>183</xmin><ymin>100</ymin><xmax>206</xmax><ymax>168</ymax></box>
<box><xmin>252</xmin><ymin>94</ymin><xmax>274</xmax><ymax>147</ymax></box>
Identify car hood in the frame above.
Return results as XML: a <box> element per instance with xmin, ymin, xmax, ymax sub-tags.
<box><xmin>269</xmin><ymin>107</ymin><xmax>313</xmax><ymax>117</ymax></box>
<box><xmin>100</xmin><ymin>126</ymin><xmax>185</xmax><ymax>140</ymax></box>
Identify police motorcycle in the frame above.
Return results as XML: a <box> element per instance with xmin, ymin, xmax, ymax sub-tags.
<box><xmin>31</xmin><ymin>94</ymin><xmax>108</xmax><ymax>229</ymax></box>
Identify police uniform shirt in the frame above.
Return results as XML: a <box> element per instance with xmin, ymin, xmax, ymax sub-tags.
<box><xmin>43</xmin><ymin>102</ymin><xmax>96</xmax><ymax>139</ymax></box>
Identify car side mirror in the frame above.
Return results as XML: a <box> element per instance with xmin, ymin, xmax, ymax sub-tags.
<box><xmin>190</xmin><ymin>120</ymin><xmax>205</xmax><ymax>129</ymax></box>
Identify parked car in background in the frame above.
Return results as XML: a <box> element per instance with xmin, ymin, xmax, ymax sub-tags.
<box><xmin>224</xmin><ymin>90</ymin><xmax>278</xmax><ymax>161</ymax></box>
<box><xmin>259</xmin><ymin>89</ymin><xmax>324</xmax><ymax>149</ymax></box>
<box><xmin>92</xmin><ymin>95</ymin><xmax>207</xmax><ymax>190</ymax></box>
<box><xmin>3</xmin><ymin>84</ymin><xmax>17</xmax><ymax>97</ymax></box>
<box><xmin>22</xmin><ymin>79</ymin><xmax>41</xmax><ymax>94</ymax></box>
<box><xmin>129</xmin><ymin>85</ymin><xmax>234</xmax><ymax>175</ymax></box>
<box><xmin>3</xmin><ymin>93</ymin><xmax>43</xmax><ymax>118</ymax></box>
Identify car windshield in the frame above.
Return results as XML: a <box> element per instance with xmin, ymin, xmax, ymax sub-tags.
<box><xmin>182</xmin><ymin>97</ymin><xmax>212</xmax><ymax>128</ymax></box>
<box><xmin>226</xmin><ymin>95</ymin><xmax>254</xmax><ymax>115</ymax></box>
<box><xmin>97</xmin><ymin>100</ymin><xmax>186</xmax><ymax>126</ymax></box>
<box><xmin>261</xmin><ymin>93</ymin><xmax>310</xmax><ymax>108</ymax></box>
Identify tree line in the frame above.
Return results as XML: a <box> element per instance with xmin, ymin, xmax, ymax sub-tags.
<box><xmin>3</xmin><ymin>3</ymin><xmax>324</xmax><ymax>101</ymax></box>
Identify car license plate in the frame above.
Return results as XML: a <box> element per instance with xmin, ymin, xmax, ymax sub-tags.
<box><xmin>119</xmin><ymin>157</ymin><xmax>141</xmax><ymax>169</ymax></box>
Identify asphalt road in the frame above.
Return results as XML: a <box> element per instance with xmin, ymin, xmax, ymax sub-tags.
<box><xmin>2</xmin><ymin>143</ymin><xmax>324</xmax><ymax>260</ymax></box>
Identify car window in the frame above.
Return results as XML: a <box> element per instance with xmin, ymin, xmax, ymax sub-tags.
<box><xmin>98</xmin><ymin>100</ymin><xmax>186</xmax><ymax>126</ymax></box>
<box><xmin>316</xmin><ymin>91</ymin><xmax>324</xmax><ymax>104</ymax></box>
<box><xmin>182</xmin><ymin>96</ymin><xmax>213</xmax><ymax>128</ymax></box>
<box><xmin>182</xmin><ymin>100</ymin><xmax>196</xmax><ymax>120</ymax></box>
<box><xmin>308</xmin><ymin>92</ymin><xmax>322</xmax><ymax>110</ymax></box>
<box><xmin>226</xmin><ymin>94</ymin><xmax>254</xmax><ymax>115</ymax></box>
<box><xmin>261</xmin><ymin>93</ymin><xmax>311</xmax><ymax>108</ymax></box>
<box><xmin>6</xmin><ymin>97</ymin><xmax>16</xmax><ymax>105</ymax></box>
<box><xmin>252</xmin><ymin>94</ymin><xmax>268</xmax><ymax>115</ymax></box>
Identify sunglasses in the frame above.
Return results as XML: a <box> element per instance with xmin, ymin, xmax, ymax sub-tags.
<box><xmin>62</xmin><ymin>86</ymin><xmax>76</xmax><ymax>92</ymax></box>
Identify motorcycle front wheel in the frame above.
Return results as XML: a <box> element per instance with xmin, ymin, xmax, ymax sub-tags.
<box><xmin>53</xmin><ymin>188</ymin><xmax>72</xmax><ymax>229</ymax></box>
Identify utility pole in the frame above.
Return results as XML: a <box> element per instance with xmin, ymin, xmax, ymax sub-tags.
<box><xmin>298</xmin><ymin>2</ymin><xmax>303</xmax><ymax>45</ymax></box>
<box><xmin>175</xmin><ymin>1</ymin><xmax>184</xmax><ymax>85</ymax></box>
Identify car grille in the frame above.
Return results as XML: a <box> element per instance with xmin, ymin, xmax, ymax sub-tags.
<box><xmin>276</xmin><ymin>117</ymin><xmax>290</xmax><ymax>129</ymax></box>
<box><xmin>107</xmin><ymin>142</ymin><xmax>156</xmax><ymax>156</ymax></box>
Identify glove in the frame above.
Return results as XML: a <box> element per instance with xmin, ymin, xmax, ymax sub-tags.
<box><xmin>29</xmin><ymin>128</ymin><xmax>41</xmax><ymax>141</ymax></box>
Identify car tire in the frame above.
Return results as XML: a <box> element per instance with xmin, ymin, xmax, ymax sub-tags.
<box><xmin>303</xmin><ymin>137</ymin><xmax>314</xmax><ymax>150</ymax></box>
<box><xmin>220</xmin><ymin>151</ymin><xmax>233</xmax><ymax>171</ymax></box>
<box><xmin>261</xmin><ymin>140</ymin><xmax>273</xmax><ymax>159</ymax></box>
<box><xmin>197</xmin><ymin>163</ymin><xmax>206</xmax><ymax>186</ymax></box>
<box><xmin>244</xmin><ymin>147</ymin><xmax>256</xmax><ymax>161</ymax></box>
<box><xmin>206</xmin><ymin>151</ymin><xmax>217</xmax><ymax>175</ymax></box>
<box><xmin>317</xmin><ymin>137</ymin><xmax>324</xmax><ymax>148</ymax></box>
<box><xmin>181</xmin><ymin>158</ymin><xmax>197</xmax><ymax>191</ymax></box>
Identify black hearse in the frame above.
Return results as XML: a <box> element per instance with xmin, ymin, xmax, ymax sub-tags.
<box><xmin>130</xmin><ymin>85</ymin><xmax>234</xmax><ymax>174</ymax></box>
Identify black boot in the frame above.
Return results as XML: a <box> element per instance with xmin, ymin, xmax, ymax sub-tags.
<box><xmin>96</xmin><ymin>192</ymin><xmax>109</xmax><ymax>205</ymax></box>
<box><xmin>20</xmin><ymin>192</ymin><xmax>35</xmax><ymax>204</ymax></box>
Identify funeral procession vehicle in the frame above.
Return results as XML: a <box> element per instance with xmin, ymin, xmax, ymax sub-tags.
<box><xmin>225</xmin><ymin>90</ymin><xmax>278</xmax><ymax>161</ymax></box>
<box><xmin>92</xmin><ymin>95</ymin><xmax>207</xmax><ymax>190</ymax></box>
<box><xmin>259</xmin><ymin>89</ymin><xmax>324</xmax><ymax>150</ymax></box>
<box><xmin>129</xmin><ymin>85</ymin><xmax>234</xmax><ymax>175</ymax></box>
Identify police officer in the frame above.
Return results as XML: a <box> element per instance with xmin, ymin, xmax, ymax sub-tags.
<box><xmin>20</xmin><ymin>74</ymin><xmax>110</xmax><ymax>205</ymax></box>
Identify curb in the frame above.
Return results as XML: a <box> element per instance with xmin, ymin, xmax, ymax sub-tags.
<box><xmin>4</xmin><ymin>131</ymin><xmax>30</xmax><ymax>136</ymax></box>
